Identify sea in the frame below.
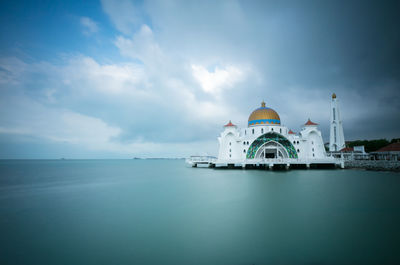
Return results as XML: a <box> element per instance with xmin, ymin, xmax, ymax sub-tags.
<box><xmin>0</xmin><ymin>159</ymin><xmax>399</xmax><ymax>265</ymax></box>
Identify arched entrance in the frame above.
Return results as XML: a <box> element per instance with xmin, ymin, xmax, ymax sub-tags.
<box><xmin>246</xmin><ymin>132</ymin><xmax>298</xmax><ymax>159</ymax></box>
<box><xmin>255</xmin><ymin>141</ymin><xmax>289</xmax><ymax>159</ymax></box>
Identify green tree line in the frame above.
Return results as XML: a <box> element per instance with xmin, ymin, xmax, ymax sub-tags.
<box><xmin>347</xmin><ymin>138</ymin><xmax>400</xmax><ymax>152</ymax></box>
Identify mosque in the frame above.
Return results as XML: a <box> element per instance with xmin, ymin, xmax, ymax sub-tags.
<box><xmin>187</xmin><ymin>96</ymin><xmax>344</xmax><ymax>169</ymax></box>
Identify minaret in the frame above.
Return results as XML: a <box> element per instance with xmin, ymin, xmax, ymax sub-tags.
<box><xmin>329</xmin><ymin>93</ymin><xmax>345</xmax><ymax>151</ymax></box>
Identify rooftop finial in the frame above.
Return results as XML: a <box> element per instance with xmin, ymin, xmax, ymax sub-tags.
<box><xmin>261</xmin><ymin>100</ymin><xmax>266</xmax><ymax>108</ymax></box>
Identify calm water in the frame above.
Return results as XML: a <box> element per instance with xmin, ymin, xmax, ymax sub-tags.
<box><xmin>0</xmin><ymin>160</ymin><xmax>399</xmax><ymax>265</ymax></box>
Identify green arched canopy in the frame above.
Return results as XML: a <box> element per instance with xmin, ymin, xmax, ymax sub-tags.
<box><xmin>246</xmin><ymin>132</ymin><xmax>298</xmax><ymax>159</ymax></box>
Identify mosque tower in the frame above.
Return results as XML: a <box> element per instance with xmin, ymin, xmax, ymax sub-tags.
<box><xmin>329</xmin><ymin>93</ymin><xmax>345</xmax><ymax>151</ymax></box>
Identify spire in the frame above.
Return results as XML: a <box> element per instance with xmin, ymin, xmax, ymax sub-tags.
<box><xmin>304</xmin><ymin>119</ymin><xmax>318</xmax><ymax>126</ymax></box>
<box><xmin>261</xmin><ymin>100</ymin><xmax>266</xmax><ymax>108</ymax></box>
<box><xmin>329</xmin><ymin>93</ymin><xmax>345</xmax><ymax>151</ymax></box>
<box><xmin>224</xmin><ymin>120</ymin><xmax>236</xmax><ymax>127</ymax></box>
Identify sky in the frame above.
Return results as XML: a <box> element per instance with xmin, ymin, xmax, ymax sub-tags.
<box><xmin>0</xmin><ymin>0</ymin><xmax>399</xmax><ymax>158</ymax></box>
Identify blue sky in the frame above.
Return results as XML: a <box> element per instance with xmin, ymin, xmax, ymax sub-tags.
<box><xmin>0</xmin><ymin>0</ymin><xmax>399</xmax><ymax>158</ymax></box>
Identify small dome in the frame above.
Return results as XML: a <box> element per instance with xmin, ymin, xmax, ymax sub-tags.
<box><xmin>304</xmin><ymin>119</ymin><xmax>318</xmax><ymax>126</ymax></box>
<box><xmin>248</xmin><ymin>101</ymin><xmax>281</xmax><ymax>127</ymax></box>
<box><xmin>224</xmin><ymin>120</ymin><xmax>236</xmax><ymax>127</ymax></box>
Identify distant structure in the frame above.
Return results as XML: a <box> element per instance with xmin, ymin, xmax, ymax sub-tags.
<box><xmin>371</xmin><ymin>142</ymin><xmax>400</xmax><ymax>161</ymax></box>
<box><xmin>335</xmin><ymin>145</ymin><xmax>369</xmax><ymax>160</ymax></box>
<box><xmin>329</xmin><ymin>93</ymin><xmax>345</xmax><ymax>151</ymax></box>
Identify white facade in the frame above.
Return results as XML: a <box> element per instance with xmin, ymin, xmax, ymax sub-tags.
<box><xmin>329</xmin><ymin>93</ymin><xmax>345</xmax><ymax>151</ymax></box>
<box><xmin>217</xmin><ymin>102</ymin><xmax>328</xmax><ymax>163</ymax></box>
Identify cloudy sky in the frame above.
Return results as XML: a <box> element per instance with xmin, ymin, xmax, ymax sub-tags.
<box><xmin>0</xmin><ymin>0</ymin><xmax>399</xmax><ymax>158</ymax></box>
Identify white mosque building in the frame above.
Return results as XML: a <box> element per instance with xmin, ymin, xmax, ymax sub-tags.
<box><xmin>188</xmin><ymin>98</ymin><xmax>343</xmax><ymax>169</ymax></box>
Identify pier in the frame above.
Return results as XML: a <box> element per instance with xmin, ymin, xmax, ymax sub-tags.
<box><xmin>186</xmin><ymin>156</ymin><xmax>344</xmax><ymax>169</ymax></box>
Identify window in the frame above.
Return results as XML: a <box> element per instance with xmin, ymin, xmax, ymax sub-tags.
<box><xmin>312</xmin><ymin>148</ymin><xmax>314</xmax><ymax>152</ymax></box>
<box><xmin>229</xmin><ymin>149</ymin><xmax>231</xmax><ymax>152</ymax></box>
<box><xmin>333</xmin><ymin>108</ymin><xmax>336</xmax><ymax>120</ymax></box>
<box><xmin>293</xmin><ymin>141</ymin><xmax>296</xmax><ymax>144</ymax></box>
<box><xmin>280</xmin><ymin>128</ymin><xmax>282</xmax><ymax>133</ymax></box>
<box><xmin>245</xmin><ymin>130</ymin><xmax>246</xmax><ymax>135</ymax></box>
<box><xmin>229</xmin><ymin>154</ymin><xmax>231</xmax><ymax>158</ymax></box>
<box><xmin>313</xmin><ymin>153</ymin><xmax>315</xmax><ymax>157</ymax></box>
<box><xmin>243</xmin><ymin>149</ymin><xmax>246</xmax><ymax>153</ymax></box>
<box><xmin>247</xmin><ymin>141</ymin><xmax>249</xmax><ymax>145</ymax></box>
<box><xmin>334</xmin><ymin>126</ymin><xmax>337</xmax><ymax>142</ymax></box>
<box><xmin>229</xmin><ymin>142</ymin><xmax>231</xmax><ymax>146</ymax></box>
<box><xmin>261</xmin><ymin>128</ymin><xmax>264</xmax><ymax>134</ymax></box>
<box><xmin>271</xmin><ymin>128</ymin><xmax>274</xmax><ymax>131</ymax></box>
<box><xmin>297</xmin><ymin>149</ymin><xmax>300</xmax><ymax>153</ymax></box>
<box><xmin>297</xmin><ymin>141</ymin><xmax>299</xmax><ymax>144</ymax></box>
<box><xmin>252</xmin><ymin>129</ymin><xmax>254</xmax><ymax>134</ymax></box>
<box><xmin>243</xmin><ymin>141</ymin><xmax>245</xmax><ymax>145</ymax></box>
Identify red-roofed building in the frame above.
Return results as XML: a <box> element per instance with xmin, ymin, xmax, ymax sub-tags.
<box><xmin>288</xmin><ymin>129</ymin><xmax>296</xmax><ymax>135</ymax></box>
<box><xmin>372</xmin><ymin>142</ymin><xmax>400</xmax><ymax>160</ymax></box>
<box><xmin>340</xmin><ymin>147</ymin><xmax>354</xmax><ymax>152</ymax></box>
<box><xmin>376</xmin><ymin>142</ymin><xmax>400</xmax><ymax>152</ymax></box>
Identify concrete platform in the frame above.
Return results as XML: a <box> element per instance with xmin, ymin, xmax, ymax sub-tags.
<box><xmin>186</xmin><ymin>157</ymin><xmax>344</xmax><ymax>169</ymax></box>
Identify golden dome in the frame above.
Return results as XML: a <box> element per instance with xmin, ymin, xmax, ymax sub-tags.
<box><xmin>248</xmin><ymin>101</ymin><xmax>281</xmax><ymax>126</ymax></box>
<box><xmin>332</xmin><ymin>93</ymin><xmax>336</xmax><ymax>99</ymax></box>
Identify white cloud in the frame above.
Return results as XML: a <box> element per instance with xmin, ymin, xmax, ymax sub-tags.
<box><xmin>62</xmin><ymin>56</ymin><xmax>149</xmax><ymax>95</ymax></box>
<box><xmin>114</xmin><ymin>24</ymin><xmax>164</xmax><ymax>68</ymax></box>
<box><xmin>0</xmin><ymin>57</ymin><xmax>29</xmax><ymax>85</ymax></box>
<box><xmin>80</xmin><ymin>17</ymin><xmax>99</xmax><ymax>35</ymax></box>
<box><xmin>0</xmin><ymin>94</ymin><xmax>121</xmax><ymax>150</ymax></box>
<box><xmin>100</xmin><ymin>0</ymin><xmax>142</xmax><ymax>35</ymax></box>
<box><xmin>0</xmin><ymin>54</ymin><xmax>238</xmax><ymax>157</ymax></box>
<box><xmin>191</xmin><ymin>64</ymin><xmax>246</xmax><ymax>95</ymax></box>
<box><xmin>0</xmin><ymin>93</ymin><xmax>219</xmax><ymax>157</ymax></box>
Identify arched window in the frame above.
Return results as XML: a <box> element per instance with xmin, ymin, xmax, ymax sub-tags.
<box><xmin>312</xmin><ymin>141</ymin><xmax>314</xmax><ymax>145</ymax></box>
<box><xmin>313</xmin><ymin>153</ymin><xmax>315</xmax><ymax>157</ymax></box>
<box><xmin>280</xmin><ymin>128</ymin><xmax>282</xmax><ymax>133</ymax></box>
<box><xmin>261</xmin><ymin>128</ymin><xmax>264</xmax><ymax>134</ymax></box>
<box><xmin>229</xmin><ymin>154</ymin><xmax>231</xmax><ymax>158</ymax></box>
<box><xmin>245</xmin><ymin>130</ymin><xmax>247</xmax><ymax>135</ymax></box>
<box><xmin>293</xmin><ymin>141</ymin><xmax>296</xmax><ymax>144</ymax></box>
<box><xmin>271</xmin><ymin>128</ymin><xmax>274</xmax><ymax>131</ymax></box>
<box><xmin>243</xmin><ymin>141</ymin><xmax>245</xmax><ymax>145</ymax></box>
<box><xmin>312</xmin><ymin>148</ymin><xmax>314</xmax><ymax>152</ymax></box>
<box><xmin>243</xmin><ymin>149</ymin><xmax>246</xmax><ymax>153</ymax></box>
<box><xmin>229</xmin><ymin>149</ymin><xmax>231</xmax><ymax>152</ymax></box>
<box><xmin>247</xmin><ymin>141</ymin><xmax>249</xmax><ymax>145</ymax></box>
<box><xmin>252</xmin><ymin>128</ymin><xmax>254</xmax><ymax>134</ymax></box>
<box><xmin>297</xmin><ymin>141</ymin><xmax>299</xmax><ymax>144</ymax></box>
<box><xmin>297</xmin><ymin>149</ymin><xmax>300</xmax><ymax>153</ymax></box>
<box><xmin>229</xmin><ymin>142</ymin><xmax>231</xmax><ymax>146</ymax></box>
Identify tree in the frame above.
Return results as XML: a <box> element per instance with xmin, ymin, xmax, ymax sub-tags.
<box><xmin>347</xmin><ymin>139</ymin><xmax>389</xmax><ymax>152</ymax></box>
